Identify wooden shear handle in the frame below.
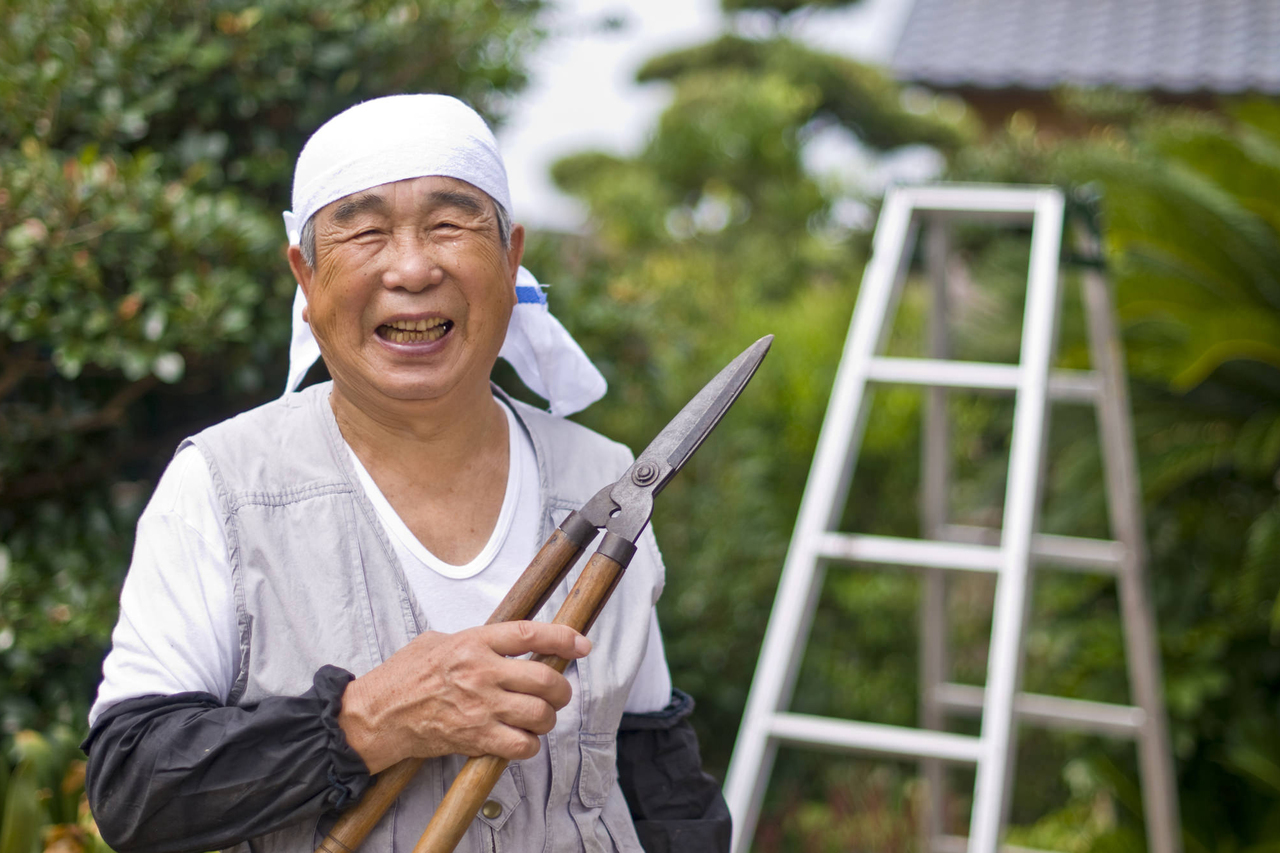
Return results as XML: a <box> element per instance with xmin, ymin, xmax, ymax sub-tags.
<box><xmin>312</xmin><ymin>526</ymin><xmax>591</xmax><ymax>853</ymax></box>
<box><xmin>411</xmin><ymin>549</ymin><xmax>627</xmax><ymax>853</ymax></box>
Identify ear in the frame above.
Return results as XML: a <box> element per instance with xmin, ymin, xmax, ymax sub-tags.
<box><xmin>286</xmin><ymin>244</ymin><xmax>313</xmax><ymax>323</ymax></box>
<box><xmin>507</xmin><ymin>224</ymin><xmax>526</xmax><ymax>287</ymax></box>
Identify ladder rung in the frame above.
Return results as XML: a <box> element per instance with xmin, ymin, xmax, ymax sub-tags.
<box><xmin>903</xmin><ymin>185</ymin><xmax>1049</xmax><ymax>216</ymax></box>
<box><xmin>817</xmin><ymin>533</ymin><xmax>1001</xmax><ymax>572</ymax></box>
<box><xmin>933</xmin><ymin>683</ymin><xmax>1146</xmax><ymax>737</ymax></box>
<box><xmin>941</xmin><ymin>525</ymin><xmax>1124</xmax><ymax>574</ymax></box>
<box><xmin>1047</xmin><ymin>369</ymin><xmax>1101</xmax><ymax>402</ymax></box>
<box><xmin>935</xmin><ymin>834</ymin><xmax>1058</xmax><ymax>853</ymax></box>
<box><xmin>768</xmin><ymin>712</ymin><xmax>984</xmax><ymax>763</ymax></box>
<box><xmin>867</xmin><ymin>358</ymin><xmax>1020</xmax><ymax>391</ymax></box>
<box><xmin>818</xmin><ymin>531</ymin><xmax>1124</xmax><ymax>575</ymax></box>
<box><xmin>864</xmin><ymin>358</ymin><xmax>1101</xmax><ymax>402</ymax></box>
<box><xmin>1033</xmin><ymin>533</ymin><xmax>1125</xmax><ymax>572</ymax></box>
<box><xmin>938</xmin><ymin>524</ymin><xmax>1001</xmax><ymax>545</ymax></box>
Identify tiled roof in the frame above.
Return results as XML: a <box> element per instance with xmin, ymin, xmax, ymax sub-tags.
<box><xmin>891</xmin><ymin>0</ymin><xmax>1280</xmax><ymax>95</ymax></box>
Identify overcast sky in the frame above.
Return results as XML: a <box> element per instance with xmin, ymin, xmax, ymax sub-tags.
<box><xmin>498</xmin><ymin>0</ymin><xmax>918</xmax><ymax>229</ymax></box>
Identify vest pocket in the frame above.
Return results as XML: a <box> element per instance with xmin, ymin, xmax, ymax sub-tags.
<box><xmin>472</xmin><ymin>761</ymin><xmax>525</xmax><ymax>833</ymax></box>
<box><xmin>577</xmin><ymin>732</ymin><xmax>618</xmax><ymax>809</ymax></box>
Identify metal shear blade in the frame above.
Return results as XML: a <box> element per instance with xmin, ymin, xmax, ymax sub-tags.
<box><xmin>573</xmin><ymin>335</ymin><xmax>773</xmax><ymax>553</ymax></box>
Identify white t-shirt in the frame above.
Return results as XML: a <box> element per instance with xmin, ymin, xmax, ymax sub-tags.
<box><xmin>91</xmin><ymin>399</ymin><xmax>672</xmax><ymax>726</ymax></box>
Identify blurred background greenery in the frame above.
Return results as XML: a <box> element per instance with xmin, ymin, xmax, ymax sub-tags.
<box><xmin>1</xmin><ymin>0</ymin><xmax>1277</xmax><ymax>851</ymax></box>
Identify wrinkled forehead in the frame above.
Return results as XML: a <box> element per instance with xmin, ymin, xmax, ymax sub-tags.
<box><xmin>286</xmin><ymin>94</ymin><xmax>511</xmax><ymax>245</ymax></box>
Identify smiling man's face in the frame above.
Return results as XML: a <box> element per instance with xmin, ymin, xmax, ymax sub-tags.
<box><xmin>289</xmin><ymin>174</ymin><xmax>524</xmax><ymax>407</ymax></box>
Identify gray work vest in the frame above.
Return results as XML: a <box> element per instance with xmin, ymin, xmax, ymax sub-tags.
<box><xmin>186</xmin><ymin>383</ymin><xmax>662</xmax><ymax>853</ymax></box>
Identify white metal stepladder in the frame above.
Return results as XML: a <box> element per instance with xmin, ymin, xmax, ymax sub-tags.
<box><xmin>724</xmin><ymin>185</ymin><xmax>1181</xmax><ymax>853</ymax></box>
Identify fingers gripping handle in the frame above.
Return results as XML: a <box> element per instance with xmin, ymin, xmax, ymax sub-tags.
<box><xmin>413</xmin><ymin>545</ymin><xmax>632</xmax><ymax>853</ymax></box>
<box><xmin>312</xmin><ymin>525</ymin><xmax>591</xmax><ymax>853</ymax></box>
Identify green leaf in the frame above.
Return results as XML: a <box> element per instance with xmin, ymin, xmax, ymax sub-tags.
<box><xmin>1226</xmin><ymin>741</ymin><xmax>1280</xmax><ymax>797</ymax></box>
<box><xmin>0</xmin><ymin>759</ymin><xmax>41</xmax><ymax>853</ymax></box>
<box><xmin>0</xmin><ymin>0</ymin><xmax>545</xmax><ymax>737</ymax></box>
<box><xmin>0</xmin><ymin>754</ymin><xmax>9</xmax><ymax>831</ymax></box>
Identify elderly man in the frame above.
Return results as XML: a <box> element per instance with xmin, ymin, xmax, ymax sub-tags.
<box><xmin>83</xmin><ymin>95</ymin><xmax>730</xmax><ymax>853</ymax></box>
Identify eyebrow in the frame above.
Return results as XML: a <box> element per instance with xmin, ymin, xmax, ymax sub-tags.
<box><xmin>425</xmin><ymin>190</ymin><xmax>488</xmax><ymax>217</ymax></box>
<box><xmin>331</xmin><ymin>192</ymin><xmax>389</xmax><ymax>224</ymax></box>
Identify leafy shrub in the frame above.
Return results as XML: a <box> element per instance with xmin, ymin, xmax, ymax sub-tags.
<box><xmin>0</xmin><ymin>0</ymin><xmax>542</xmax><ymax>733</ymax></box>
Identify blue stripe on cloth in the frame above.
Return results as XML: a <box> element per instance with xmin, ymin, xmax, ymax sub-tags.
<box><xmin>515</xmin><ymin>284</ymin><xmax>546</xmax><ymax>305</ymax></box>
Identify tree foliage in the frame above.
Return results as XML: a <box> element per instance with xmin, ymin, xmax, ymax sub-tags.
<box><xmin>543</xmin><ymin>8</ymin><xmax>1280</xmax><ymax>851</ymax></box>
<box><xmin>1085</xmin><ymin>104</ymin><xmax>1280</xmax><ymax>850</ymax></box>
<box><xmin>532</xmin><ymin>4</ymin><xmax>970</xmax><ymax>847</ymax></box>
<box><xmin>637</xmin><ymin>34</ymin><xmax>970</xmax><ymax>154</ymax></box>
<box><xmin>946</xmin><ymin>95</ymin><xmax>1280</xmax><ymax>850</ymax></box>
<box><xmin>4</xmin><ymin>0</ymin><xmax>1278</xmax><ymax>849</ymax></box>
<box><xmin>0</xmin><ymin>727</ymin><xmax>103</xmax><ymax>853</ymax></box>
<box><xmin>0</xmin><ymin>0</ymin><xmax>542</xmax><ymax>733</ymax></box>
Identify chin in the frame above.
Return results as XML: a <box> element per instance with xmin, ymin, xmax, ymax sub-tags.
<box><xmin>368</xmin><ymin>368</ymin><xmax>488</xmax><ymax>404</ymax></box>
<box><xmin>375</xmin><ymin>380</ymin><xmax>455</xmax><ymax>403</ymax></box>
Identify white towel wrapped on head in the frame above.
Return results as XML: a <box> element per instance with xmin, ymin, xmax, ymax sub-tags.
<box><xmin>281</xmin><ymin>94</ymin><xmax>606</xmax><ymax>416</ymax></box>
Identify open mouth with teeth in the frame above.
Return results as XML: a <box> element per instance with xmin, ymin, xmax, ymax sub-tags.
<box><xmin>377</xmin><ymin>317</ymin><xmax>452</xmax><ymax>344</ymax></box>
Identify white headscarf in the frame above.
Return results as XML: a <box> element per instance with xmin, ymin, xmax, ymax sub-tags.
<box><xmin>281</xmin><ymin>94</ymin><xmax>606</xmax><ymax>416</ymax></box>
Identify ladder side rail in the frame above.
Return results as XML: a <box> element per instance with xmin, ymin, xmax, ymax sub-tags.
<box><xmin>1007</xmin><ymin>202</ymin><xmax>1070</xmax><ymax>844</ymax></box>
<box><xmin>991</xmin><ymin>203</ymin><xmax>1073</xmax><ymax>838</ymax></box>
<box><xmin>968</xmin><ymin>189</ymin><xmax>1066</xmax><ymax>853</ymax></box>
<box><xmin>725</xmin><ymin>190</ymin><xmax>920</xmax><ymax>852</ymax></box>
<box><xmin>1008</xmin><ymin>187</ymin><xmax>1072</xmax><ymax>835</ymax></box>
<box><xmin>776</xmin><ymin>218</ymin><xmax>922</xmax><ymax>738</ymax></box>
<box><xmin>1080</xmin><ymin>264</ymin><xmax>1183</xmax><ymax>853</ymax></box>
<box><xmin>921</xmin><ymin>218</ymin><xmax>954</xmax><ymax>846</ymax></box>
<box><xmin>922</xmin><ymin>217</ymin><xmax>954</xmax><ymax>537</ymax></box>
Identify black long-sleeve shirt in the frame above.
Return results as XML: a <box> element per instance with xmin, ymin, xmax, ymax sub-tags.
<box><xmin>83</xmin><ymin>673</ymin><xmax>729</xmax><ymax>853</ymax></box>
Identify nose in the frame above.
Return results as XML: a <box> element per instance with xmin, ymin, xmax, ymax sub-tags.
<box><xmin>380</xmin><ymin>230</ymin><xmax>444</xmax><ymax>292</ymax></box>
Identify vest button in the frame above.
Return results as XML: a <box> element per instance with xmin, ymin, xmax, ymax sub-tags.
<box><xmin>481</xmin><ymin>800</ymin><xmax>502</xmax><ymax>820</ymax></box>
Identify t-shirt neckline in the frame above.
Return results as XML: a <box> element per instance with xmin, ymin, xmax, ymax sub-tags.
<box><xmin>345</xmin><ymin>400</ymin><xmax>523</xmax><ymax>579</ymax></box>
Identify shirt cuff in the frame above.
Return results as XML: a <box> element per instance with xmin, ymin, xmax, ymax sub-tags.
<box><xmin>312</xmin><ymin>665</ymin><xmax>373</xmax><ymax>810</ymax></box>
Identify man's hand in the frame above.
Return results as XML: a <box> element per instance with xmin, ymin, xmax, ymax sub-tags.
<box><xmin>337</xmin><ymin>621</ymin><xmax>591</xmax><ymax>774</ymax></box>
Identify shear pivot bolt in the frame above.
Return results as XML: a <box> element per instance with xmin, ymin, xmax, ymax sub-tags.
<box><xmin>632</xmin><ymin>463</ymin><xmax>659</xmax><ymax>486</ymax></box>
